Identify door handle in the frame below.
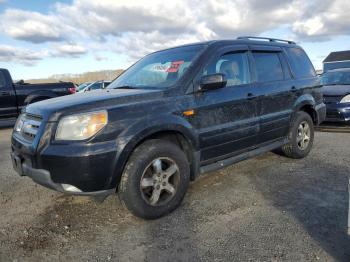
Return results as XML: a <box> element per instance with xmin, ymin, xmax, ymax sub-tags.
<box><xmin>247</xmin><ymin>93</ymin><xmax>256</xmax><ymax>100</ymax></box>
<box><xmin>0</xmin><ymin>91</ymin><xmax>10</xmax><ymax>96</ymax></box>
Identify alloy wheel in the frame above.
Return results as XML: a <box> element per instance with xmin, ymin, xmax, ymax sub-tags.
<box><xmin>140</xmin><ymin>157</ymin><xmax>180</xmax><ymax>206</ymax></box>
<box><xmin>296</xmin><ymin>121</ymin><xmax>311</xmax><ymax>150</ymax></box>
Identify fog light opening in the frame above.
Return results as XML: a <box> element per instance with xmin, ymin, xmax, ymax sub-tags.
<box><xmin>61</xmin><ymin>184</ymin><xmax>82</xmax><ymax>193</ymax></box>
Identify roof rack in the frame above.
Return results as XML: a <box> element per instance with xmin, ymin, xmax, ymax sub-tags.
<box><xmin>237</xmin><ymin>36</ymin><xmax>296</xmax><ymax>45</ymax></box>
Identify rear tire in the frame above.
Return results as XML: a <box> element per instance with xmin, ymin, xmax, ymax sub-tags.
<box><xmin>118</xmin><ymin>139</ymin><xmax>190</xmax><ymax>219</ymax></box>
<box><xmin>282</xmin><ymin>111</ymin><xmax>314</xmax><ymax>159</ymax></box>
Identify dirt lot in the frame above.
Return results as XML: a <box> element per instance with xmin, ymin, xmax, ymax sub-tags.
<box><xmin>0</xmin><ymin>127</ymin><xmax>350</xmax><ymax>261</ymax></box>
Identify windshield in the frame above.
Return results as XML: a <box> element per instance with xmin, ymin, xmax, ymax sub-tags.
<box><xmin>321</xmin><ymin>71</ymin><xmax>350</xmax><ymax>85</ymax></box>
<box><xmin>78</xmin><ymin>82</ymin><xmax>91</xmax><ymax>91</ymax></box>
<box><xmin>108</xmin><ymin>45</ymin><xmax>205</xmax><ymax>90</ymax></box>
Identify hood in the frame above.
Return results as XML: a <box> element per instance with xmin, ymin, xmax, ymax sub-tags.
<box><xmin>322</xmin><ymin>85</ymin><xmax>350</xmax><ymax>96</ymax></box>
<box><xmin>25</xmin><ymin>88</ymin><xmax>162</xmax><ymax>121</ymax></box>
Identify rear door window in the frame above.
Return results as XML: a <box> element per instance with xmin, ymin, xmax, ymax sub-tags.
<box><xmin>285</xmin><ymin>47</ymin><xmax>316</xmax><ymax>79</ymax></box>
<box><xmin>252</xmin><ymin>52</ymin><xmax>284</xmax><ymax>82</ymax></box>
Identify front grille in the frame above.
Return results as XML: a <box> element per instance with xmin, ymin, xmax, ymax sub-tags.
<box><xmin>17</xmin><ymin>114</ymin><xmax>42</xmax><ymax>141</ymax></box>
<box><xmin>323</xmin><ymin>95</ymin><xmax>342</xmax><ymax>104</ymax></box>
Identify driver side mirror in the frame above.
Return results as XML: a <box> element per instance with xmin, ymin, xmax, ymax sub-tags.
<box><xmin>199</xmin><ymin>73</ymin><xmax>226</xmax><ymax>91</ymax></box>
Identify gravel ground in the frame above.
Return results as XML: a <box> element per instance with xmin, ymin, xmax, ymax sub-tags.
<box><xmin>0</xmin><ymin>127</ymin><xmax>350</xmax><ymax>261</ymax></box>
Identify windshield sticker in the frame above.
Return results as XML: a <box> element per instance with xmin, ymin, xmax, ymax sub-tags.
<box><xmin>153</xmin><ymin>64</ymin><xmax>169</xmax><ymax>71</ymax></box>
<box><xmin>166</xmin><ymin>61</ymin><xmax>184</xmax><ymax>73</ymax></box>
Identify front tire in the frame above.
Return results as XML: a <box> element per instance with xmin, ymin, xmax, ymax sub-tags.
<box><xmin>118</xmin><ymin>139</ymin><xmax>190</xmax><ymax>219</ymax></box>
<box><xmin>282</xmin><ymin>111</ymin><xmax>314</xmax><ymax>159</ymax></box>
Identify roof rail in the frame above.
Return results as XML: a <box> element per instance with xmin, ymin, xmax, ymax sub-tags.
<box><xmin>237</xmin><ymin>36</ymin><xmax>296</xmax><ymax>45</ymax></box>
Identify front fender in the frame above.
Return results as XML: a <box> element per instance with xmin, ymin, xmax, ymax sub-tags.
<box><xmin>109</xmin><ymin>113</ymin><xmax>199</xmax><ymax>188</ymax></box>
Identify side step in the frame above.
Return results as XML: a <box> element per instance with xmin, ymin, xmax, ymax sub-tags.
<box><xmin>200</xmin><ymin>138</ymin><xmax>288</xmax><ymax>174</ymax></box>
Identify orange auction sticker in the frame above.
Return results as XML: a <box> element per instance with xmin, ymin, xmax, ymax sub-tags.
<box><xmin>166</xmin><ymin>61</ymin><xmax>184</xmax><ymax>73</ymax></box>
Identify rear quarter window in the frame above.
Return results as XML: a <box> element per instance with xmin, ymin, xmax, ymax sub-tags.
<box><xmin>285</xmin><ymin>47</ymin><xmax>316</xmax><ymax>79</ymax></box>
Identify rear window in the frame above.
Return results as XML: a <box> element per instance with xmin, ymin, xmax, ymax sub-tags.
<box><xmin>253</xmin><ymin>52</ymin><xmax>284</xmax><ymax>82</ymax></box>
<box><xmin>285</xmin><ymin>47</ymin><xmax>316</xmax><ymax>79</ymax></box>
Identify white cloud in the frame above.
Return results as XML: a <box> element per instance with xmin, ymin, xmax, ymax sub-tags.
<box><xmin>292</xmin><ymin>0</ymin><xmax>350</xmax><ymax>41</ymax></box>
<box><xmin>0</xmin><ymin>9</ymin><xmax>66</xmax><ymax>43</ymax></box>
<box><xmin>0</xmin><ymin>0</ymin><xmax>349</xmax><ymax>65</ymax></box>
<box><xmin>0</xmin><ymin>45</ymin><xmax>48</xmax><ymax>65</ymax></box>
<box><xmin>53</xmin><ymin>43</ymin><xmax>87</xmax><ymax>57</ymax></box>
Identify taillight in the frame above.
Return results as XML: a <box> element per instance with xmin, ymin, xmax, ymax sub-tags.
<box><xmin>68</xmin><ymin>87</ymin><xmax>76</xmax><ymax>94</ymax></box>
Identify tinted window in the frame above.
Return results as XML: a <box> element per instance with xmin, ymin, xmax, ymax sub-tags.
<box><xmin>0</xmin><ymin>71</ymin><xmax>6</xmax><ymax>87</ymax></box>
<box><xmin>203</xmin><ymin>52</ymin><xmax>251</xmax><ymax>86</ymax></box>
<box><xmin>253</xmin><ymin>52</ymin><xmax>284</xmax><ymax>82</ymax></box>
<box><xmin>285</xmin><ymin>47</ymin><xmax>316</xmax><ymax>78</ymax></box>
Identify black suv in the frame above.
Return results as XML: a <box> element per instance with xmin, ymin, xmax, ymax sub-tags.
<box><xmin>11</xmin><ymin>37</ymin><xmax>326</xmax><ymax>219</ymax></box>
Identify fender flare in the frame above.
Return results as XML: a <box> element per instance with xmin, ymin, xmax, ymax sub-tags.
<box><xmin>24</xmin><ymin>91</ymin><xmax>58</xmax><ymax>105</ymax></box>
<box><xmin>109</xmin><ymin>114</ymin><xmax>199</xmax><ymax>188</ymax></box>
<box><xmin>291</xmin><ymin>94</ymin><xmax>318</xmax><ymax>123</ymax></box>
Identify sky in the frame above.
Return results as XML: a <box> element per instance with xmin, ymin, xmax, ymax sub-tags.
<box><xmin>0</xmin><ymin>0</ymin><xmax>349</xmax><ymax>80</ymax></box>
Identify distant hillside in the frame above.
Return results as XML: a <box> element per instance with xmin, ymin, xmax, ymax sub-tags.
<box><xmin>24</xmin><ymin>69</ymin><xmax>124</xmax><ymax>84</ymax></box>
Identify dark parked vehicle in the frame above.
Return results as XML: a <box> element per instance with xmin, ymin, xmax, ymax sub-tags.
<box><xmin>11</xmin><ymin>37</ymin><xmax>326</xmax><ymax>219</ymax></box>
<box><xmin>0</xmin><ymin>69</ymin><xmax>76</xmax><ymax>126</ymax></box>
<box><xmin>322</xmin><ymin>68</ymin><xmax>350</xmax><ymax>123</ymax></box>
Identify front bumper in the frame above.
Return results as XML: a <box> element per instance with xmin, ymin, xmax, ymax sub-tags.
<box><xmin>11</xmin><ymin>132</ymin><xmax>118</xmax><ymax>195</ymax></box>
<box><xmin>324</xmin><ymin>103</ymin><xmax>350</xmax><ymax>123</ymax></box>
<box><xmin>11</xmin><ymin>152</ymin><xmax>114</xmax><ymax>196</ymax></box>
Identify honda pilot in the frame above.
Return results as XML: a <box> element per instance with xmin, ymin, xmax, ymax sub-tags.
<box><xmin>11</xmin><ymin>37</ymin><xmax>326</xmax><ymax>219</ymax></box>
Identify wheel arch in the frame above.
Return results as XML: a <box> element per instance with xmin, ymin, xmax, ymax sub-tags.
<box><xmin>24</xmin><ymin>91</ymin><xmax>57</xmax><ymax>105</ymax></box>
<box><xmin>111</xmin><ymin>117</ymin><xmax>200</xmax><ymax>189</ymax></box>
<box><xmin>293</xmin><ymin>94</ymin><xmax>318</xmax><ymax>124</ymax></box>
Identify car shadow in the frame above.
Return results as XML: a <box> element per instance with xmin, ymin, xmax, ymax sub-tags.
<box><xmin>248</xmin><ymin>155</ymin><xmax>350</xmax><ymax>261</ymax></box>
<box><xmin>317</xmin><ymin>123</ymin><xmax>350</xmax><ymax>133</ymax></box>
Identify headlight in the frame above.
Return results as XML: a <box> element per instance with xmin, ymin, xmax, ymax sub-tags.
<box><xmin>55</xmin><ymin>110</ymin><xmax>108</xmax><ymax>140</ymax></box>
<box><xmin>14</xmin><ymin>114</ymin><xmax>25</xmax><ymax>132</ymax></box>
<box><xmin>340</xmin><ymin>94</ymin><xmax>350</xmax><ymax>103</ymax></box>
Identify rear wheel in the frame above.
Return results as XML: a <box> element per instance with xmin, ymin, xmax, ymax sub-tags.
<box><xmin>282</xmin><ymin>111</ymin><xmax>314</xmax><ymax>159</ymax></box>
<box><xmin>118</xmin><ymin>139</ymin><xmax>190</xmax><ymax>219</ymax></box>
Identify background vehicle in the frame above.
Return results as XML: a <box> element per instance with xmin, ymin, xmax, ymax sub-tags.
<box><xmin>11</xmin><ymin>37</ymin><xmax>325</xmax><ymax>219</ymax></box>
<box><xmin>77</xmin><ymin>82</ymin><xmax>92</xmax><ymax>92</ymax></box>
<box><xmin>80</xmin><ymin>80</ymin><xmax>111</xmax><ymax>92</ymax></box>
<box><xmin>0</xmin><ymin>68</ymin><xmax>75</xmax><ymax>126</ymax></box>
<box><xmin>322</xmin><ymin>68</ymin><xmax>350</xmax><ymax>123</ymax></box>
